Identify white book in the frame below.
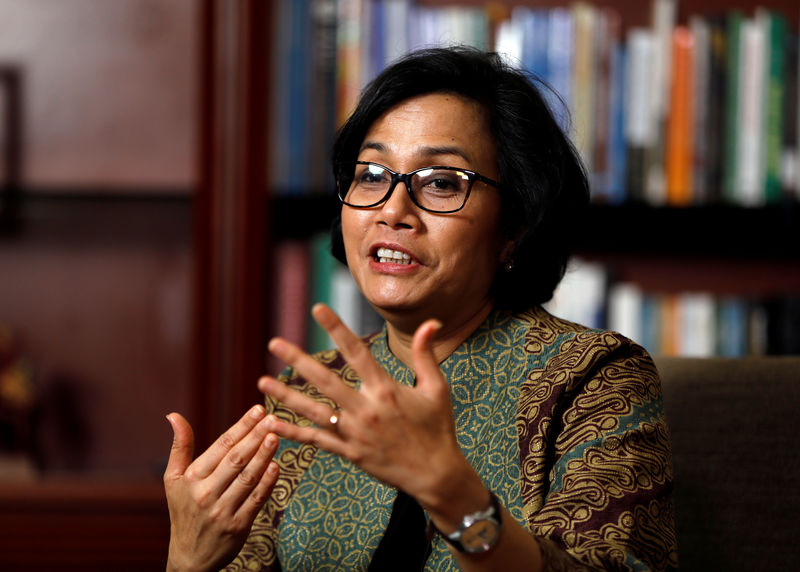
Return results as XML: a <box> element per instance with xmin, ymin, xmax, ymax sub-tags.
<box><xmin>331</xmin><ymin>265</ymin><xmax>363</xmax><ymax>337</ymax></box>
<box><xmin>383</xmin><ymin>0</ymin><xmax>410</xmax><ymax>66</ymax></box>
<box><xmin>494</xmin><ymin>12</ymin><xmax>524</xmax><ymax>67</ymax></box>
<box><xmin>544</xmin><ymin>258</ymin><xmax>607</xmax><ymax>329</ymax></box>
<box><xmin>678</xmin><ymin>293</ymin><xmax>716</xmax><ymax>357</ymax></box>
<box><xmin>608</xmin><ymin>282</ymin><xmax>644</xmax><ymax>345</ymax></box>
<box><xmin>736</xmin><ymin>17</ymin><xmax>766</xmax><ymax>206</ymax></box>
<box><xmin>625</xmin><ymin>29</ymin><xmax>655</xmax><ymax>148</ymax></box>
<box><xmin>646</xmin><ymin>0</ymin><xmax>677</xmax><ymax>206</ymax></box>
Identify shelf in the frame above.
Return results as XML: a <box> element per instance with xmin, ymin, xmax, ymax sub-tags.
<box><xmin>573</xmin><ymin>204</ymin><xmax>800</xmax><ymax>259</ymax></box>
<box><xmin>270</xmin><ymin>196</ymin><xmax>800</xmax><ymax>259</ymax></box>
<box><xmin>0</xmin><ymin>478</ymin><xmax>169</xmax><ymax>569</ymax></box>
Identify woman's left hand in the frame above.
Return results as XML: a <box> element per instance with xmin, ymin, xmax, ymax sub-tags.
<box><xmin>258</xmin><ymin>303</ymin><xmax>474</xmax><ymax>512</ymax></box>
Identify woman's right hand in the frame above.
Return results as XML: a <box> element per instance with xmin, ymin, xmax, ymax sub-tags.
<box><xmin>164</xmin><ymin>405</ymin><xmax>281</xmax><ymax>572</ymax></box>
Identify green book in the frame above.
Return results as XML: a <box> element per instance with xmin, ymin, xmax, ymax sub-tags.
<box><xmin>722</xmin><ymin>11</ymin><xmax>743</xmax><ymax>203</ymax></box>
<box><xmin>763</xmin><ymin>10</ymin><xmax>787</xmax><ymax>203</ymax></box>
<box><xmin>308</xmin><ymin>232</ymin><xmax>335</xmax><ymax>353</ymax></box>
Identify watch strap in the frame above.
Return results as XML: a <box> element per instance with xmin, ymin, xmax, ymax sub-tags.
<box><xmin>432</xmin><ymin>491</ymin><xmax>502</xmax><ymax>553</ymax></box>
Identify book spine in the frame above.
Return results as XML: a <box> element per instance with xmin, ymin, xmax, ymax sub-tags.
<box><xmin>571</xmin><ymin>3</ymin><xmax>597</xmax><ymax>173</ymax></box>
<box><xmin>763</xmin><ymin>12</ymin><xmax>787</xmax><ymax>203</ymax></box>
<box><xmin>690</xmin><ymin>16</ymin><xmax>710</xmax><ymax>204</ymax></box>
<box><xmin>666</xmin><ymin>26</ymin><xmax>694</xmax><ymax>206</ymax></box>
<box><xmin>722</xmin><ymin>12</ymin><xmax>743</xmax><ymax>203</ymax></box>
<box><xmin>625</xmin><ymin>29</ymin><xmax>654</xmax><ymax>202</ymax></box>
<box><xmin>736</xmin><ymin>17</ymin><xmax>766</xmax><ymax>206</ymax></box>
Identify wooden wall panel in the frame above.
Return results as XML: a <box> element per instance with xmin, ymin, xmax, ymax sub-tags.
<box><xmin>0</xmin><ymin>0</ymin><xmax>198</xmax><ymax>189</ymax></box>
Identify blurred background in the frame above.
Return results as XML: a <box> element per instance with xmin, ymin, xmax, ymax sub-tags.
<box><xmin>0</xmin><ymin>0</ymin><xmax>797</xmax><ymax>569</ymax></box>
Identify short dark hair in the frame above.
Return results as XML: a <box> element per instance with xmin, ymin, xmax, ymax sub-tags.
<box><xmin>330</xmin><ymin>46</ymin><xmax>589</xmax><ymax>309</ymax></box>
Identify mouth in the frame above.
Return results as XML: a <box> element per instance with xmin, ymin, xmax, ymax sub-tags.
<box><xmin>372</xmin><ymin>246</ymin><xmax>416</xmax><ymax>265</ymax></box>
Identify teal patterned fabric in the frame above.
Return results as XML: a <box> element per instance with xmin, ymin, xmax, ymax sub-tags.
<box><xmin>227</xmin><ymin>307</ymin><xmax>677</xmax><ymax>571</ymax></box>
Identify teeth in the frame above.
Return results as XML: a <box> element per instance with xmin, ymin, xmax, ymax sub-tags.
<box><xmin>376</xmin><ymin>247</ymin><xmax>412</xmax><ymax>265</ymax></box>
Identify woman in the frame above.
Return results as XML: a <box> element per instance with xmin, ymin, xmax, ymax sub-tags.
<box><xmin>165</xmin><ymin>47</ymin><xmax>677</xmax><ymax>571</ymax></box>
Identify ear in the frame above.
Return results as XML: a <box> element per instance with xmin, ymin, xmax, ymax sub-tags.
<box><xmin>499</xmin><ymin>239</ymin><xmax>515</xmax><ymax>263</ymax></box>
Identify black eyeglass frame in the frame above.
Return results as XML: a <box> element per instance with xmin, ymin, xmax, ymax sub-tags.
<box><xmin>337</xmin><ymin>161</ymin><xmax>501</xmax><ymax>214</ymax></box>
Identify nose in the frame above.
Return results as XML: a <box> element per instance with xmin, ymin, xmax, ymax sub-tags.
<box><xmin>378</xmin><ymin>177</ymin><xmax>418</xmax><ymax>228</ymax></box>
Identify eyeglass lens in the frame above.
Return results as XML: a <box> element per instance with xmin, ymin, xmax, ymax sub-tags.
<box><xmin>344</xmin><ymin>163</ymin><xmax>472</xmax><ymax>212</ymax></box>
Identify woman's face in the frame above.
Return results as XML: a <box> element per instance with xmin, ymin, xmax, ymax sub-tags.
<box><xmin>341</xmin><ymin>92</ymin><xmax>511</xmax><ymax>329</ymax></box>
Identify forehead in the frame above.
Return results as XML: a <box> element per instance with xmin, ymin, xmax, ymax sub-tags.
<box><xmin>360</xmin><ymin>93</ymin><xmax>495</xmax><ymax>167</ymax></box>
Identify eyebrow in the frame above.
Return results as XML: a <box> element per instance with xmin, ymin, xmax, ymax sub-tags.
<box><xmin>359</xmin><ymin>141</ymin><xmax>473</xmax><ymax>164</ymax></box>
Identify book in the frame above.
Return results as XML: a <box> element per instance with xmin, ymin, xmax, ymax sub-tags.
<box><xmin>546</xmin><ymin>8</ymin><xmax>575</xmax><ymax>131</ymax></box>
<box><xmin>308</xmin><ymin>0</ymin><xmax>338</xmax><ymax>192</ymax></box>
<box><xmin>336</xmin><ymin>0</ymin><xmax>365</xmax><ymax>127</ymax></box>
<box><xmin>690</xmin><ymin>16</ymin><xmax>710</xmax><ymax>204</ymax></box>
<box><xmin>781</xmin><ymin>30</ymin><xmax>799</xmax><ymax>198</ymax></box>
<box><xmin>678</xmin><ymin>292</ymin><xmax>716</xmax><ymax>356</ymax></box>
<box><xmin>716</xmin><ymin>297</ymin><xmax>749</xmax><ymax>356</ymax></box>
<box><xmin>590</xmin><ymin>9</ymin><xmax>620</xmax><ymax>201</ymax></box>
<box><xmin>736</xmin><ymin>16</ymin><xmax>767</xmax><ymax>206</ymax></box>
<box><xmin>705</xmin><ymin>15</ymin><xmax>729</xmax><ymax>203</ymax></box>
<box><xmin>571</xmin><ymin>3</ymin><xmax>597</xmax><ymax>173</ymax></box>
<box><xmin>308</xmin><ymin>233</ymin><xmax>337</xmax><ymax>353</ymax></box>
<box><xmin>608</xmin><ymin>282</ymin><xmax>644</xmax><ymax>345</ymax></box>
<box><xmin>645</xmin><ymin>0</ymin><xmax>677</xmax><ymax>206</ymax></box>
<box><xmin>762</xmin><ymin>10</ymin><xmax>788</xmax><ymax>203</ymax></box>
<box><xmin>267</xmin><ymin>240</ymin><xmax>311</xmax><ymax>373</ymax></box>
<box><xmin>605</xmin><ymin>40</ymin><xmax>627</xmax><ymax>204</ymax></box>
<box><xmin>544</xmin><ymin>258</ymin><xmax>607</xmax><ymax>329</ymax></box>
<box><xmin>666</xmin><ymin>26</ymin><xmax>694</xmax><ymax>206</ymax></box>
<box><xmin>625</xmin><ymin>28</ymin><xmax>655</xmax><ymax>201</ymax></box>
<box><xmin>722</xmin><ymin>12</ymin><xmax>744</xmax><ymax>203</ymax></box>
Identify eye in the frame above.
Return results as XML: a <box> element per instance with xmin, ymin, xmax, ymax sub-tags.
<box><xmin>416</xmin><ymin>169</ymin><xmax>469</xmax><ymax>194</ymax></box>
<box><xmin>355</xmin><ymin>164</ymin><xmax>390</xmax><ymax>186</ymax></box>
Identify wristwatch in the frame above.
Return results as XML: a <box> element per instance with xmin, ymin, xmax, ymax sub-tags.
<box><xmin>434</xmin><ymin>492</ymin><xmax>503</xmax><ymax>554</ymax></box>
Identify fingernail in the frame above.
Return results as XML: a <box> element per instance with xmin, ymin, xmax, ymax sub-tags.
<box><xmin>268</xmin><ymin>462</ymin><xmax>279</xmax><ymax>476</ymax></box>
<box><xmin>250</xmin><ymin>405</ymin><xmax>265</xmax><ymax>419</ymax></box>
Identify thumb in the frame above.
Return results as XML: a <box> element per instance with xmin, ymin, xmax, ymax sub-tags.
<box><xmin>164</xmin><ymin>412</ymin><xmax>194</xmax><ymax>480</ymax></box>
<box><xmin>411</xmin><ymin>319</ymin><xmax>447</xmax><ymax>398</ymax></box>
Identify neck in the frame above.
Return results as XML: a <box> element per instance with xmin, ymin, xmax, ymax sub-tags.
<box><xmin>384</xmin><ymin>300</ymin><xmax>494</xmax><ymax>367</ymax></box>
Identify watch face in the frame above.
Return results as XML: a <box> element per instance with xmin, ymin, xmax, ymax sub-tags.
<box><xmin>460</xmin><ymin>519</ymin><xmax>501</xmax><ymax>553</ymax></box>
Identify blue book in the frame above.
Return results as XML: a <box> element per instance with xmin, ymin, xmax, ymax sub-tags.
<box><xmin>546</xmin><ymin>8</ymin><xmax>573</xmax><ymax>131</ymax></box>
<box><xmin>716</xmin><ymin>297</ymin><xmax>748</xmax><ymax>357</ymax></box>
<box><xmin>640</xmin><ymin>294</ymin><xmax>661</xmax><ymax>357</ymax></box>
<box><xmin>287</xmin><ymin>0</ymin><xmax>311</xmax><ymax>194</ymax></box>
<box><xmin>606</xmin><ymin>43</ymin><xmax>627</xmax><ymax>204</ymax></box>
<box><xmin>520</xmin><ymin>9</ymin><xmax>549</xmax><ymax>80</ymax></box>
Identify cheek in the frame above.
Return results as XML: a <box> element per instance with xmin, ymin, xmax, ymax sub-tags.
<box><xmin>341</xmin><ymin>209</ymin><xmax>368</xmax><ymax>264</ymax></box>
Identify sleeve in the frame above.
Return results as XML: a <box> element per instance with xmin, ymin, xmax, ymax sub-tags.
<box><xmin>521</xmin><ymin>331</ymin><xmax>678</xmax><ymax>571</ymax></box>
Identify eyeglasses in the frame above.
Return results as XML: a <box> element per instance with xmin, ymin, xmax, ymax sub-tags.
<box><xmin>337</xmin><ymin>161</ymin><xmax>500</xmax><ymax>214</ymax></box>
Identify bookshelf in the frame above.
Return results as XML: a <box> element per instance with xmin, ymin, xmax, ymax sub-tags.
<box><xmin>1</xmin><ymin>0</ymin><xmax>797</xmax><ymax>567</ymax></box>
<box><xmin>265</xmin><ymin>0</ymin><xmax>800</xmax><ymax>359</ymax></box>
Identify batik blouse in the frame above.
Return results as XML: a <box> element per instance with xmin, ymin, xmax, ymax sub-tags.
<box><xmin>226</xmin><ymin>306</ymin><xmax>678</xmax><ymax>571</ymax></box>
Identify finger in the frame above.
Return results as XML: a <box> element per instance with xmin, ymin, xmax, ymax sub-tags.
<box><xmin>411</xmin><ymin>319</ymin><xmax>448</xmax><ymax>398</ymax></box>
<box><xmin>164</xmin><ymin>412</ymin><xmax>195</xmax><ymax>482</ymax></box>
<box><xmin>267</xmin><ymin>335</ymin><xmax>362</xmax><ymax>411</ymax></box>
<box><xmin>264</xmin><ymin>414</ymin><xmax>353</xmax><ymax>460</ymax></box>
<box><xmin>259</xmin><ymin>375</ymin><xmax>342</xmax><ymax>430</ymax></box>
<box><xmin>233</xmin><ymin>460</ymin><xmax>281</xmax><ymax>527</ymax></box>
<box><xmin>190</xmin><ymin>404</ymin><xmax>267</xmax><ymax>479</ymax></box>
<box><xmin>208</xmin><ymin>415</ymin><xmax>274</xmax><ymax>498</ymax></box>
<box><xmin>311</xmin><ymin>303</ymin><xmax>386</xmax><ymax>385</ymax></box>
<box><xmin>218</xmin><ymin>431</ymin><xmax>280</xmax><ymax>512</ymax></box>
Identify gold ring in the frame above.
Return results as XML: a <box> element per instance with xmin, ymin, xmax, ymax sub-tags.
<box><xmin>329</xmin><ymin>413</ymin><xmax>339</xmax><ymax>427</ymax></box>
